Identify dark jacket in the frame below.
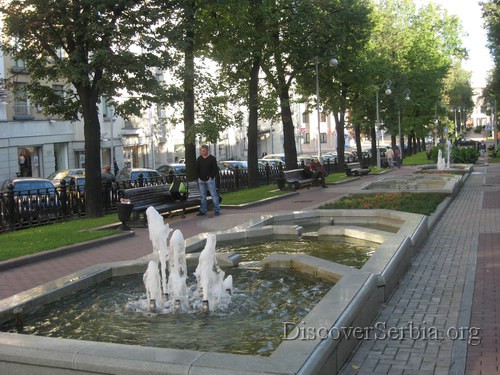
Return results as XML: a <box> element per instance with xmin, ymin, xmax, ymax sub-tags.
<box><xmin>196</xmin><ymin>155</ymin><xmax>218</xmax><ymax>181</ymax></box>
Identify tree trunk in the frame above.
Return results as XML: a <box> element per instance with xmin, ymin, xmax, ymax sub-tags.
<box><xmin>79</xmin><ymin>87</ymin><xmax>103</xmax><ymax>218</ymax></box>
<box><xmin>279</xmin><ymin>86</ymin><xmax>298</xmax><ymax>170</ymax></box>
<box><xmin>401</xmin><ymin>134</ymin><xmax>405</xmax><ymax>157</ymax></box>
<box><xmin>370</xmin><ymin>126</ymin><xmax>377</xmax><ymax>165</ymax></box>
<box><xmin>354</xmin><ymin>123</ymin><xmax>362</xmax><ymax>162</ymax></box>
<box><xmin>407</xmin><ymin>133</ymin><xmax>413</xmax><ymax>156</ymax></box>
<box><xmin>183</xmin><ymin>1</ymin><xmax>197</xmax><ymax>181</ymax></box>
<box><xmin>334</xmin><ymin>111</ymin><xmax>345</xmax><ymax>167</ymax></box>
<box><xmin>247</xmin><ymin>56</ymin><xmax>260</xmax><ymax>188</ymax></box>
<box><xmin>416</xmin><ymin>137</ymin><xmax>421</xmax><ymax>152</ymax></box>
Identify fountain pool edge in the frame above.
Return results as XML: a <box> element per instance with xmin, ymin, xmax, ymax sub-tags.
<box><xmin>0</xmin><ymin>209</ymin><xmax>429</xmax><ymax>374</ymax></box>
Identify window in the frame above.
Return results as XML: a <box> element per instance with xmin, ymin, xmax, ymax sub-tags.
<box><xmin>157</xmin><ymin>105</ymin><xmax>167</xmax><ymax>119</ymax></box>
<box><xmin>320</xmin><ymin>133</ymin><xmax>327</xmax><ymax>143</ymax></box>
<box><xmin>304</xmin><ymin>133</ymin><xmax>310</xmax><ymax>144</ymax></box>
<box><xmin>12</xmin><ymin>58</ymin><xmax>26</xmax><ymax>72</ymax></box>
<box><xmin>102</xmin><ymin>99</ymin><xmax>113</xmax><ymax>119</ymax></box>
<box><xmin>13</xmin><ymin>83</ymin><xmax>33</xmax><ymax>119</ymax></box>
<box><xmin>53</xmin><ymin>85</ymin><xmax>64</xmax><ymax>98</ymax></box>
<box><xmin>320</xmin><ymin>112</ymin><xmax>327</xmax><ymax>122</ymax></box>
<box><xmin>302</xmin><ymin>112</ymin><xmax>309</xmax><ymax>123</ymax></box>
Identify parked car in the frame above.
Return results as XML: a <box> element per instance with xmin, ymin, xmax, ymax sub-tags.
<box><xmin>220</xmin><ymin>161</ymin><xmax>248</xmax><ymax>170</ymax></box>
<box><xmin>116</xmin><ymin>168</ymin><xmax>162</xmax><ymax>182</ymax></box>
<box><xmin>0</xmin><ymin>178</ymin><xmax>58</xmax><ymax>219</ymax></box>
<box><xmin>262</xmin><ymin>153</ymin><xmax>285</xmax><ymax>162</ymax></box>
<box><xmin>61</xmin><ymin>175</ymin><xmax>86</xmax><ymax>190</ymax></box>
<box><xmin>259</xmin><ymin>158</ymin><xmax>285</xmax><ymax>168</ymax></box>
<box><xmin>46</xmin><ymin>168</ymin><xmax>85</xmax><ymax>187</ymax></box>
<box><xmin>1</xmin><ymin>177</ymin><xmax>56</xmax><ymax>195</ymax></box>
<box><xmin>157</xmin><ymin>164</ymin><xmax>186</xmax><ymax>176</ymax></box>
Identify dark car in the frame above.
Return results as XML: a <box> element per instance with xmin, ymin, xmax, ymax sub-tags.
<box><xmin>455</xmin><ymin>138</ymin><xmax>478</xmax><ymax>148</ymax></box>
<box><xmin>157</xmin><ymin>164</ymin><xmax>186</xmax><ymax>176</ymax></box>
<box><xmin>1</xmin><ymin>177</ymin><xmax>56</xmax><ymax>195</ymax></box>
<box><xmin>0</xmin><ymin>178</ymin><xmax>58</xmax><ymax>220</ymax></box>
<box><xmin>61</xmin><ymin>175</ymin><xmax>86</xmax><ymax>189</ymax></box>
<box><xmin>116</xmin><ymin>168</ymin><xmax>162</xmax><ymax>182</ymax></box>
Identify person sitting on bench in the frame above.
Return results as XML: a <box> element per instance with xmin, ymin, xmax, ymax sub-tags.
<box><xmin>307</xmin><ymin>158</ymin><xmax>327</xmax><ymax>187</ymax></box>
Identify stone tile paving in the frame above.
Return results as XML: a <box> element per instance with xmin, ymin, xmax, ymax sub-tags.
<box><xmin>340</xmin><ymin>167</ymin><xmax>500</xmax><ymax>374</ymax></box>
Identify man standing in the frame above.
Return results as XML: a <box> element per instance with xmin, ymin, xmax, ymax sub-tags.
<box><xmin>196</xmin><ymin>145</ymin><xmax>220</xmax><ymax>216</ymax></box>
<box><xmin>102</xmin><ymin>165</ymin><xmax>116</xmax><ymax>184</ymax></box>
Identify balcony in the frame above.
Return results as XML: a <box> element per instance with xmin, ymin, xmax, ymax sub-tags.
<box><xmin>13</xmin><ymin>103</ymin><xmax>35</xmax><ymax>120</ymax></box>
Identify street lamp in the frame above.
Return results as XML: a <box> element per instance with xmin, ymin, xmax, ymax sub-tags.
<box><xmin>398</xmin><ymin>88</ymin><xmax>410</xmax><ymax>163</ymax></box>
<box><xmin>375</xmin><ymin>79</ymin><xmax>392</xmax><ymax>168</ymax></box>
<box><xmin>315</xmin><ymin>56</ymin><xmax>339</xmax><ymax>159</ymax></box>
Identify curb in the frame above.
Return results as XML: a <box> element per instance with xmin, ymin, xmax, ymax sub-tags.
<box><xmin>221</xmin><ymin>191</ymin><xmax>299</xmax><ymax>209</ymax></box>
<box><xmin>0</xmin><ymin>230</ymin><xmax>135</xmax><ymax>272</ymax></box>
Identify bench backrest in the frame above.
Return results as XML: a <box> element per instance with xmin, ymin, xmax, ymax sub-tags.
<box><xmin>122</xmin><ymin>185</ymin><xmax>170</xmax><ymax>206</ymax></box>
<box><xmin>283</xmin><ymin>169</ymin><xmax>309</xmax><ymax>181</ymax></box>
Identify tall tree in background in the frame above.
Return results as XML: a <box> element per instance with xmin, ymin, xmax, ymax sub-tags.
<box><xmin>0</xmin><ymin>0</ymin><xmax>167</xmax><ymax>217</ymax></box>
<box><xmin>200</xmin><ymin>0</ymin><xmax>269</xmax><ymax>188</ymax></box>
<box><xmin>259</xmin><ymin>0</ymin><xmax>372</xmax><ymax>170</ymax></box>
<box><xmin>481</xmin><ymin>0</ymin><xmax>500</xmax><ymax>138</ymax></box>
<box><xmin>349</xmin><ymin>0</ymin><xmax>465</xmax><ymax>160</ymax></box>
<box><xmin>445</xmin><ymin>63</ymin><xmax>474</xmax><ymax>136</ymax></box>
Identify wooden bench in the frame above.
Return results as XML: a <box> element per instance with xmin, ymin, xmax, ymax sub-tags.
<box><xmin>118</xmin><ymin>181</ymin><xmax>214</xmax><ymax>225</ymax></box>
<box><xmin>345</xmin><ymin>162</ymin><xmax>371</xmax><ymax>177</ymax></box>
<box><xmin>277</xmin><ymin>169</ymin><xmax>314</xmax><ymax>191</ymax></box>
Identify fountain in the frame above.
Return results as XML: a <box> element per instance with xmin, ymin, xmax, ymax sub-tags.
<box><xmin>446</xmin><ymin>139</ymin><xmax>452</xmax><ymax>170</ymax></box>
<box><xmin>142</xmin><ymin>207</ymin><xmax>232</xmax><ymax>313</ymax></box>
<box><xmin>437</xmin><ymin>149</ymin><xmax>446</xmax><ymax>170</ymax></box>
<box><xmin>0</xmin><ymin>208</ymin><xmax>430</xmax><ymax>374</ymax></box>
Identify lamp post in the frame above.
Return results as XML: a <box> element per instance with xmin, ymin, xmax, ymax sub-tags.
<box><xmin>375</xmin><ymin>79</ymin><xmax>392</xmax><ymax>168</ymax></box>
<box><xmin>315</xmin><ymin>56</ymin><xmax>338</xmax><ymax>160</ymax></box>
<box><xmin>109</xmin><ymin>105</ymin><xmax>114</xmax><ymax>168</ymax></box>
<box><xmin>454</xmin><ymin>108</ymin><xmax>458</xmax><ymax>138</ymax></box>
<box><xmin>398</xmin><ymin>88</ymin><xmax>410</xmax><ymax>163</ymax></box>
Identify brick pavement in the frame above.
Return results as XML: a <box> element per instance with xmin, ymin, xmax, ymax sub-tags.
<box><xmin>340</xmin><ymin>164</ymin><xmax>500</xmax><ymax>375</ymax></box>
<box><xmin>1</xmin><ymin>164</ymin><xmax>498</xmax><ymax>374</ymax></box>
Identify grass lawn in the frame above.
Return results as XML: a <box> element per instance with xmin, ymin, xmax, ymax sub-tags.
<box><xmin>487</xmin><ymin>155</ymin><xmax>500</xmax><ymax>163</ymax></box>
<box><xmin>320</xmin><ymin>192</ymin><xmax>448</xmax><ymax>216</ymax></box>
<box><xmin>0</xmin><ymin>214</ymin><xmax>120</xmax><ymax>261</ymax></box>
<box><xmin>402</xmin><ymin>151</ymin><xmax>431</xmax><ymax>165</ymax></box>
<box><xmin>325</xmin><ymin>172</ymin><xmax>352</xmax><ymax>183</ymax></box>
<box><xmin>221</xmin><ymin>184</ymin><xmax>289</xmax><ymax>205</ymax></box>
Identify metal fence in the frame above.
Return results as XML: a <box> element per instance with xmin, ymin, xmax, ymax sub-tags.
<box><xmin>0</xmin><ymin>156</ymin><xmax>363</xmax><ymax>233</ymax></box>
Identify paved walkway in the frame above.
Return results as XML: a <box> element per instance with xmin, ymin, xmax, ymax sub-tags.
<box><xmin>0</xmin><ymin>163</ymin><xmax>499</xmax><ymax>374</ymax></box>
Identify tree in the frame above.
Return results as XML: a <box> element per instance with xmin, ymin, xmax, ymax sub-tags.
<box><xmin>260</xmin><ymin>0</ymin><xmax>372</xmax><ymax>170</ymax></box>
<box><xmin>445</xmin><ymin>63</ymin><xmax>474</xmax><ymax>136</ymax></box>
<box><xmin>347</xmin><ymin>0</ymin><xmax>465</xmax><ymax>160</ymax></box>
<box><xmin>0</xmin><ymin>0</ymin><xmax>168</xmax><ymax>217</ymax></box>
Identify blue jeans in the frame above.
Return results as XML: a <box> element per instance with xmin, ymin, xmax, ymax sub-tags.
<box><xmin>198</xmin><ymin>178</ymin><xmax>220</xmax><ymax>214</ymax></box>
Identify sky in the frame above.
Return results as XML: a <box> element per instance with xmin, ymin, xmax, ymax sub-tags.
<box><xmin>417</xmin><ymin>0</ymin><xmax>494</xmax><ymax>88</ymax></box>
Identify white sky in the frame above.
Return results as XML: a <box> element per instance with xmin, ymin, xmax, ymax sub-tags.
<box><xmin>417</xmin><ymin>0</ymin><xmax>494</xmax><ymax>88</ymax></box>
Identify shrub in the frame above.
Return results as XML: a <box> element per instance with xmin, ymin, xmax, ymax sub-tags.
<box><xmin>430</xmin><ymin>145</ymin><xmax>478</xmax><ymax>164</ymax></box>
<box><xmin>473</xmin><ymin>126</ymin><xmax>484</xmax><ymax>134</ymax></box>
<box><xmin>451</xmin><ymin>146</ymin><xmax>479</xmax><ymax>163</ymax></box>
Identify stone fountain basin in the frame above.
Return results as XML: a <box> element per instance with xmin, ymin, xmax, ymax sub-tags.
<box><xmin>0</xmin><ymin>209</ymin><xmax>428</xmax><ymax>375</ymax></box>
<box><xmin>356</xmin><ymin>173</ymin><xmax>465</xmax><ymax>195</ymax></box>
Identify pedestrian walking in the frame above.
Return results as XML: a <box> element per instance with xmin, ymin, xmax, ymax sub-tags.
<box><xmin>196</xmin><ymin>145</ymin><xmax>220</xmax><ymax>216</ymax></box>
<box><xmin>394</xmin><ymin>147</ymin><xmax>401</xmax><ymax>168</ymax></box>
<box><xmin>386</xmin><ymin>147</ymin><xmax>394</xmax><ymax>168</ymax></box>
